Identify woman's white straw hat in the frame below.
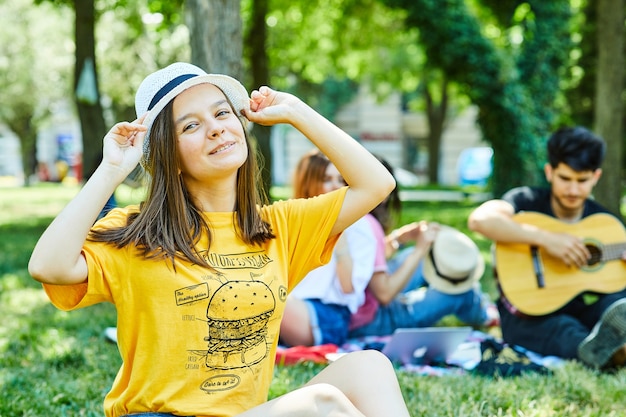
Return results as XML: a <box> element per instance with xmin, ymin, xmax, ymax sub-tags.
<box><xmin>134</xmin><ymin>62</ymin><xmax>250</xmax><ymax>166</ymax></box>
<box><xmin>422</xmin><ymin>225</ymin><xmax>485</xmax><ymax>294</ymax></box>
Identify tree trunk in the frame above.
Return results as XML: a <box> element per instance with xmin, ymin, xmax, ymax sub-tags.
<box><xmin>245</xmin><ymin>0</ymin><xmax>272</xmax><ymax>198</ymax></box>
<box><xmin>186</xmin><ymin>0</ymin><xmax>243</xmax><ymax>77</ymax></box>
<box><xmin>9</xmin><ymin>116</ymin><xmax>36</xmax><ymax>186</ymax></box>
<box><xmin>74</xmin><ymin>0</ymin><xmax>106</xmax><ymax>181</ymax></box>
<box><xmin>425</xmin><ymin>79</ymin><xmax>448</xmax><ymax>185</ymax></box>
<box><xmin>593</xmin><ymin>0</ymin><xmax>624</xmax><ymax>217</ymax></box>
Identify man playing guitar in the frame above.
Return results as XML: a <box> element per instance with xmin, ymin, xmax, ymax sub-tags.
<box><xmin>468</xmin><ymin>126</ymin><xmax>626</xmax><ymax>370</ymax></box>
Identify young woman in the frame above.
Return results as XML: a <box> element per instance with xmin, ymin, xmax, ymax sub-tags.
<box><xmin>28</xmin><ymin>62</ymin><xmax>409</xmax><ymax>417</ymax></box>
<box><xmin>279</xmin><ymin>150</ymin><xmax>376</xmax><ymax>347</ymax></box>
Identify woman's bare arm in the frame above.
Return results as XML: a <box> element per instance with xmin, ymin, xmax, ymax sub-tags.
<box><xmin>29</xmin><ymin>120</ymin><xmax>146</xmax><ymax>285</ymax></box>
<box><xmin>246</xmin><ymin>87</ymin><xmax>395</xmax><ymax>236</ymax></box>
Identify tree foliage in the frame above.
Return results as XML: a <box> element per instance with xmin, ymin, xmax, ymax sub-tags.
<box><xmin>386</xmin><ymin>0</ymin><xmax>573</xmax><ymax>196</ymax></box>
<box><xmin>260</xmin><ymin>0</ymin><xmax>418</xmax><ymax>118</ymax></box>
<box><xmin>562</xmin><ymin>0</ymin><xmax>597</xmax><ymax>128</ymax></box>
<box><xmin>0</xmin><ymin>0</ymin><xmax>74</xmax><ymax>183</ymax></box>
<box><xmin>28</xmin><ymin>0</ymin><xmax>190</xmax><ymax>179</ymax></box>
<box><xmin>8</xmin><ymin>0</ymin><xmax>618</xmax><ymax>199</ymax></box>
<box><xmin>97</xmin><ymin>1</ymin><xmax>189</xmax><ymax>123</ymax></box>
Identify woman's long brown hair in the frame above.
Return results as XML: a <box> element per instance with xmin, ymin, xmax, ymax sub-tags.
<box><xmin>89</xmin><ymin>99</ymin><xmax>275</xmax><ymax>268</ymax></box>
<box><xmin>292</xmin><ymin>149</ymin><xmax>330</xmax><ymax>199</ymax></box>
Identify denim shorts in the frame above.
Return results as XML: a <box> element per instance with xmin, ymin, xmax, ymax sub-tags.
<box><xmin>305</xmin><ymin>299</ymin><xmax>351</xmax><ymax>346</ymax></box>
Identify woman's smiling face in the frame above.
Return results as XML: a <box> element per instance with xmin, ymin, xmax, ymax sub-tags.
<box><xmin>173</xmin><ymin>83</ymin><xmax>248</xmax><ymax>183</ymax></box>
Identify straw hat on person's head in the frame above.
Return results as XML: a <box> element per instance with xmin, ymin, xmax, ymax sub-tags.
<box><xmin>422</xmin><ymin>225</ymin><xmax>485</xmax><ymax>294</ymax></box>
<box><xmin>134</xmin><ymin>62</ymin><xmax>250</xmax><ymax>167</ymax></box>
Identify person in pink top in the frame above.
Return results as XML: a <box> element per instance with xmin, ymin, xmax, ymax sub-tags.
<box><xmin>349</xmin><ymin>157</ymin><xmax>499</xmax><ymax>338</ymax></box>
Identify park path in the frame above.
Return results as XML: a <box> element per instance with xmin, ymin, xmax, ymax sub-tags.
<box><xmin>400</xmin><ymin>190</ymin><xmax>492</xmax><ymax>203</ymax></box>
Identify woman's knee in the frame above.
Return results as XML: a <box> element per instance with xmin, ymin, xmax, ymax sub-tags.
<box><xmin>304</xmin><ymin>383</ymin><xmax>356</xmax><ymax>415</ymax></box>
<box><xmin>339</xmin><ymin>349</ymin><xmax>395</xmax><ymax>376</ymax></box>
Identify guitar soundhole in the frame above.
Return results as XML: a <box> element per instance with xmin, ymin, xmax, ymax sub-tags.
<box><xmin>586</xmin><ymin>244</ymin><xmax>602</xmax><ymax>266</ymax></box>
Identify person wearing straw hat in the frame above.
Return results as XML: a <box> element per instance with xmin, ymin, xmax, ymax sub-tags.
<box><xmin>349</xmin><ymin>157</ymin><xmax>498</xmax><ymax>339</ymax></box>
<box><xmin>28</xmin><ymin>62</ymin><xmax>410</xmax><ymax>417</ymax></box>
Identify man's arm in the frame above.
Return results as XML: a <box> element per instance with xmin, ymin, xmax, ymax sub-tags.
<box><xmin>468</xmin><ymin>199</ymin><xmax>539</xmax><ymax>244</ymax></box>
<box><xmin>468</xmin><ymin>199</ymin><xmax>590</xmax><ymax>267</ymax></box>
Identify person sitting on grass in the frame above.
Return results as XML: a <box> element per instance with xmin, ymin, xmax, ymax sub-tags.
<box><xmin>279</xmin><ymin>149</ymin><xmax>376</xmax><ymax>347</ymax></box>
<box><xmin>468</xmin><ymin>126</ymin><xmax>626</xmax><ymax>370</ymax></box>
<box><xmin>28</xmin><ymin>62</ymin><xmax>411</xmax><ymax>417</ymax></box>
<box><xmin>349</xmin><ymin>158</ymin><xmax>500</xmax><ymax>339</ymax></box>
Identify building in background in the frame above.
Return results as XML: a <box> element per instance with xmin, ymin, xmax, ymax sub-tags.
<box><xmin>272</xmin><ymin>88</ymin><xmax>489</xmax><ymax>188</ymax></box>
<box><xmin>2</xmin><ymin>91</ymin><xmax>490</xmax><ymax>190</ymax></box>
<box><xmin>36</xmin><ymin>101</ymin><xmax>83</xmax><ymax>183</ymax></box>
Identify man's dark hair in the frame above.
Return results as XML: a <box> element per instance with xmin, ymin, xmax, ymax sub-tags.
<box><xmin>547</xmin><ymin>126</ymin><xmax>606</xmax><ymax>171</ymax></box>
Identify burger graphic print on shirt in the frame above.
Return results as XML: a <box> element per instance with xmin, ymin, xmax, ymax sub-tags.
<box><xmin>204</xmin><ymin>279</ymin><xmax>275</xmax><ymax>369</ymax></box>
<box><xmin>178</xmin><ymin>247</ymin><xmax>290</xmax><ymax>396</ymax></box>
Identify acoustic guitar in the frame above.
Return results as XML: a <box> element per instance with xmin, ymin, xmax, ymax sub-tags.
<box><xmin>494</xmin><ymin>212</ymin><xmax>626</xmax><ymax>316</ymax></box>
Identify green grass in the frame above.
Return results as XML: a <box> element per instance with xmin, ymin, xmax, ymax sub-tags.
<box><xmin>1</xmin><ymin>183</ymin><xmax>624</xmax><ymax>416</ymax></box>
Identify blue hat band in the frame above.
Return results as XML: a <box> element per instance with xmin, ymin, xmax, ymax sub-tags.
<box><xmin>148</xmin><ymin>73</ymin><xmax>199</xmax><ymax>111</ymax></box>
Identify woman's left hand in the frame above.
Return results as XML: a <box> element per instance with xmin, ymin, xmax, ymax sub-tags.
<box><xmin>244</xmin><ymin>86</ymin><xmax>301</xmax><ymax>126</ymax></box>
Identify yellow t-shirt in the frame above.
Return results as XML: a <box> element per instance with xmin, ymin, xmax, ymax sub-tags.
<box><xmin>43</xmin><ymin>187</ymin><xmax>347</xmax><ymax>417</ymax></box>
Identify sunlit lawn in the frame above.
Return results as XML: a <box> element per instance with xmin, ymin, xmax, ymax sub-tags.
<box><xmin>0</xmin><ymin>183</ymin><xmax>624</xmax><ymax>416</ymax></box>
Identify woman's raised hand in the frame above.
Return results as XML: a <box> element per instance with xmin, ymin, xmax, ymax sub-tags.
<box><xmin>244</xmin><ymin>86</ymin><xmax>301</xmax><ymax>126</ymax></box>
<box><xmin>102</xmin><ymin>115</ymin><xmax>147</xmax><ymax>175</ymax></box>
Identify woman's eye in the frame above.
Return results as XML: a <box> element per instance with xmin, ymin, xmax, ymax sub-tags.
<box><xmin>183</xmin><ymin>122</ymin><xmax>198</xmax><ymax>132</ymax></box>
<box><xmin>216</xmin><ymin>109</ymin><xmax>231</xmax><ymax>117</ymax></box>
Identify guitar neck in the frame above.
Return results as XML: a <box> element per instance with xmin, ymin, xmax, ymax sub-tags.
<box><xmin>599</xmin><ymin>242</ymin><xmax>626</xmax><ymax>262</ymax></box>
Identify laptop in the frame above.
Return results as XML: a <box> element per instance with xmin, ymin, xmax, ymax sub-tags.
<box><xmin>381</xmin><ymin>326</ymin><xmax>472</xmax><ymax>365</ymax></box>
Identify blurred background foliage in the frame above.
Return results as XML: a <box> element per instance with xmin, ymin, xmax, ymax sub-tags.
<box><xmin>0</xmin><ymin>0</ymin><xmax>623</xmax><ymax>213</ymax></box>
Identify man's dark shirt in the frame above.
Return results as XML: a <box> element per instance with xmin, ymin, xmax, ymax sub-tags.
<box><xmin>501</xmin><ymin>186</ymin><xmax>612</xmax><ymax>219</ymax></box>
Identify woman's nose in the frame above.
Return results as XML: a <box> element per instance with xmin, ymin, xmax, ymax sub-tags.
<box><xmin>207</xmin><ymin>121</ymin><xmax>224</xmax><ymax>139</ymax></box>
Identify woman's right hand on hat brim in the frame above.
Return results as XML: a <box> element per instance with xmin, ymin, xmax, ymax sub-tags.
<box><xmin>101</xmin><ymin>115</ymin><xmax>147</xmax><ymax>179</ymax></box>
